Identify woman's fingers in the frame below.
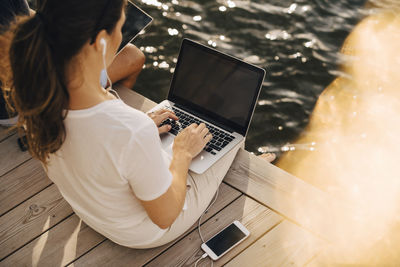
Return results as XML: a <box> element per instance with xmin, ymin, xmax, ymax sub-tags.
<box><xmin>186</xmin><ymin>123</ymin><xmax>211</xmax><ymax>140</ymax></box>
<box><xmin>194</xmin><ymin>123</ymin><xmax>206</xmax><ymax>133</ymax></box>
<box><xmin>204</xmin><ymin>133</ymin><xmax>213</xmax><ymax>143</ymax></box>
<box><xmin>154</xmin><ymin>111</ymin><xmax>178</xmax><ymax>125</ymax></box>
<box><xmin>186</xmin><ymin>123</ymin><xmax>198</xmax><ymax>130</ymax></box>
<box><xmin>200</xmin><ymin>127</ymin><xmax>209</xmax><ymax>137</ymax></box>
<box><xmin>189</xmin><ymin>123</ymin><xmax>212</xmax><ymax>145</ymax></box>
<box><xmin>148</xmin><ymin>109</ymin><xmax>179</xmax><ymax>135</ymax></box>
<box><xmin>156</xmin><ymin>112</ymin><xmax>171</xmax><ymax>124</ymax></box>
<box><xmin>153</xmin><ymin>109</ymin><xmax>178</xmax><ymax>120</ymax></box>
<box><xmin>169</xmin><ymin>111</ymin><xmax>179</xmax><ymax>121</ymax></box>
<box><xmin>158</xmin><ymin>124</ymin><xmax>171</xmax><ymax>134</ymax></box>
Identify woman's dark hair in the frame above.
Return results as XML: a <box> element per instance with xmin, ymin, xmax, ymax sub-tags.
<box><xmin>7</xmin><ymin>0</ymin><xmax>126</xmax><ymax>164</ymax></box>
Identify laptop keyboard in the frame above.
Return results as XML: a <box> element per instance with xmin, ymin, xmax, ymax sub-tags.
<box><xmin>160</xmin><ymin>106</ymin><xmax>235</xmax><ymax>155</ymax></box>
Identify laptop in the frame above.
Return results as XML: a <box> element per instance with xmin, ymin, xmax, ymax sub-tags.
<box><xmin>117</xmin><ymin>0</ymin><xmax>152</xmax><ymax>52</ymax></box>
<box><xmin>148</xmin><ymin>39</ymin><xmax>266</xmax><ymax>174</ymax></box>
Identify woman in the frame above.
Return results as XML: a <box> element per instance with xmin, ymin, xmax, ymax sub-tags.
<box><xmin>0</xmin><ymin>0</ymin><xmax>144</xmax><ymax>127</ymax></box>
<box><xmin>6</xmin><ymin>0</ymin><xmax>242</xmax><ymax>248</ymax></box>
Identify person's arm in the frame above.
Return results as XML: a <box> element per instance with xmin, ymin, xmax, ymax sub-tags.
<box><xmin>140</xmin><ymin>150</ymin><xmax>191</xmax><ymax>229</ymax></box>
<box><xmin>140</xmin><ymin>123</ymin><xmax>212</xmax><ymax>229</ymax></box>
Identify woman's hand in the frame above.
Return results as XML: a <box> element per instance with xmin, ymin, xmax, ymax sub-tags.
<box><xmin>173</xmin><ymin>123</ymin><xmax>213</xmax><ymax>159</ymax></box>
<box><xmin>140</xmin><ymin>122</ymin><xmax>212</xmax><ymax>229</ymax></box>
<box><xmin>148</xmin><ymin>109</ymin><xmax>179</xmax><ymax>134</ymax></box>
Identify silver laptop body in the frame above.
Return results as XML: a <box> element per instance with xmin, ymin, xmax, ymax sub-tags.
<box><xmin>148</xmin><ymin>39</ymin><xmax>266</xmax><ymax>174</ymax></box>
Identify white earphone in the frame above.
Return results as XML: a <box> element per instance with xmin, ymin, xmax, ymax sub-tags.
<box><xmin>99</xmin><ymin>37</ymin><xmax>120</xmax><ymax>99</ymax></box>
<box><xmin>100</xmin><ymin>38</ymin><xmax>107</xmax><ymax>56</ymax></box>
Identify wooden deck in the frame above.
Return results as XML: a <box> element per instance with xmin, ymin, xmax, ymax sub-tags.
<box><xmin>0</xmin><ymin>85</ymin><xmax>334</xmax><ymax>266</ymax></box>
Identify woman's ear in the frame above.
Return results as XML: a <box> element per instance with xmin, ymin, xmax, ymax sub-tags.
<box><xmin>93</xmin><ymin>29</ymin><xmax>108</xmax><ymax>55</ymax></box>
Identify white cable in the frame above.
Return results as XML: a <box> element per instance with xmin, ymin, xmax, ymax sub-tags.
<box><xmin>198</xmin><ymin>187</ymin><xmax>219</xmax><ymax>243</ymax></box>
<box><xmin>108</xmin><ymin>87</ymin><xmax>121</xmax><ymax>99</ymax></box>
<box><xmin>102</xmin><ymin>52</ymin><xmax>121</xmax><ymax>100</ymax></box>
<box><xmin>195</xmin><ymin>188</ymin><xmax>219</xmax><ymax>266</ymax></box>
<box><xmin>194</xmin><ymin>253</ymin><xmax>209</xmax><ymax>267</ymax></box>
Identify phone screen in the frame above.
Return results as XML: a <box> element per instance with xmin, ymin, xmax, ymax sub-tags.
<box><xmin>118</xmin><ymin>0</ymin><xmax>152</xmax><ymax>51</ymax></box>
<box><xmin>205</xmin><ymin>223</ymin><xmax>246</xmax><ymax>257</ymax></box>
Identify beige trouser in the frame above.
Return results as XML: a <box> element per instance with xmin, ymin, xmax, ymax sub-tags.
<box><xmin>138</xmin><ymin>141</ymin><xmax>243</xmax><ymax>248</ymax></box>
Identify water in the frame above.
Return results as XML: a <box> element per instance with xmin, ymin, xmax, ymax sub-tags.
<box><xmin>132</xmin><ymin>0</ymin><xmax>367</xmax><ymax>155</ymax></box>
<box><xmin>28</xmin><ymin>0</ymin><xmax>368</xmax><ymax>154</ymax></box>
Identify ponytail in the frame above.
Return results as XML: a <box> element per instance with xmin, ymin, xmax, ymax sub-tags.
<box><xmin>5</xmin><ymin>0</ymin><xmax>125</xmax><ymax>165</ymax></box>
<box><xmin>0</xmin><ymin>0</ymin><xmax>126</xmax><ymax>166</ymax></box>
<box><xmin>10</xmin><ymin>13</ymin><xmax>68</xmax><ymax>164</ymax></box>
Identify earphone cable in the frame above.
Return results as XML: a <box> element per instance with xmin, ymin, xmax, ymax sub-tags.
<box><xmin>101</xmin><ymin>48</ymin><xmax>120</xmax><ymax>100</ymax></box>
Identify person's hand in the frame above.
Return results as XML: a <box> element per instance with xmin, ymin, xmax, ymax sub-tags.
<box><xmin>148</xmin><ymin>109</ymin><xmax>178</xmax><ymax>134</ymax></box>
<box><xmin>173</xmin><ymin>123</ymin><xmax>213</xmax><ymax>159</ymax></box>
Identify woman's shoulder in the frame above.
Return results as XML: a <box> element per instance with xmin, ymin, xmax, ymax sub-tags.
<box><xmin>102</xmin><ymin>99</ymin><xmax>157</xmax><ymax>135</ymax></box>
<box><xmin>65</xmin><ymin>99</ymin><xmax>156</xmax><ymax>137</ymax></box>
<box><xmin>112</xmin><ymin>99</ymin><xmax>154</xmax><ymax>126</ymax></box>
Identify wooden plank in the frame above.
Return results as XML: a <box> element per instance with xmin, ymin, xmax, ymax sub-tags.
<box><xmin>0</xmin><ymin>133</ymin><xmax>31</xmax><ymax>177</ymax></box>
<box><xmin>226</xmin><ymin>220</ymin><xmax>324</xmax><ymax>267</ymax></box>
<box><xmin>146</xmin><ymin>195</ymin><xmax>283</xmax><ymax>267</ymax></box>
<box><xmin>71</xmin><ymin>183</ymin><xmax>241</xmax><ymax>267</ymax></box>
<box><xmin>305</xmin><ymin>249</ymin><xmax>331</xmax><ymax>267</ymax></box>
<box><xmin>115</xmin><ymin>84</ymin><xmax>157</xmax><ymax>112</ymax></box>
<box><xmin>0</xmin><ymin>185</ymin><xmax>72</xmax><ymax>260</ymax></box>
<box><xmin>0</xmin><ymin>126</ymin><xmax>16</xmax><ymax>143</ymax></box>
<box><xmin>0</xmin><ymin>215</ymin><xmax>104</xmax><ymax>267</ymax></box>
<box><xmin>0</xmin><ymin>158</ymin><xmax>51</xmax><ymax>216</ymax></box>
<box><xmin>305</xmin><ymin>220</ymin><xmax>400</xmax><ymax>266</ymax></box>
<box><xmin>223</xmin><ymin>149</ymin><xmax>351</xmax><ymax>243</ymax></box>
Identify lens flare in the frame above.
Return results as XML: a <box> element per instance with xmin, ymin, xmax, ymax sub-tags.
<box><xmin>277</xmin><ymin>7</ymin><xmax>400</xmax><ymax>265</ymax></box>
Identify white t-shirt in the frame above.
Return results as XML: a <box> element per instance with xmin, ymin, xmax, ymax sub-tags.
<box><xmin>46</xmin><ymin>99</ymin><xmax>173</xmax><ymax>247</ymax></box>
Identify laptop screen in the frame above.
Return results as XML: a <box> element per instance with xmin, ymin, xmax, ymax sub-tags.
<box><xmin>169</xmin><ymin>39</ymin><xmax>265</xmax><ymax>136</ymax></box>
<box><xmin>118</xmin><ymin>0</ymin><xmax>152</xmax><ymax>51</ymax></box>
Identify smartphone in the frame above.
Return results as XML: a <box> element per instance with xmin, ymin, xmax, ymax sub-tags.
<box><xmin>201</xmin><ymin>220</ymin><xmax>250</xmax><ymax>261</ymax></box>
<box><xmin>117</xmin><ymin>0</ymin><xmax>153</xmax><ymax>52</ymax></box>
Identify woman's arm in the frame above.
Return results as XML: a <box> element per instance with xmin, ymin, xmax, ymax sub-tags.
<box><xmin>140</xmin><ymin>151</ymin><xmax>191</xmax><ymax>229</ymax></box>
<box><xmin>140</xmin><ymin>123</ymin><xmax>212</xmax><ymax>229</ymax></box>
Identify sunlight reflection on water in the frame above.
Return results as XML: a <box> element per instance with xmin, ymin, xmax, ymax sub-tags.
<box><xmin>277</xmin><ymin>4</ymin><xmax>400</xmax><ymax>264</ymax></box>
<box><xmin>133</xmin><ymin>0</ymin><xmax>367</xmax><ymax>154</ymax></box>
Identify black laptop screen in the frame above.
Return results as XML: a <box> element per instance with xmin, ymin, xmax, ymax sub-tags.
<box><xmin>169</xmin><ymin>39</ymin><xmax>265</xmax><ymax>135</ymax></box>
